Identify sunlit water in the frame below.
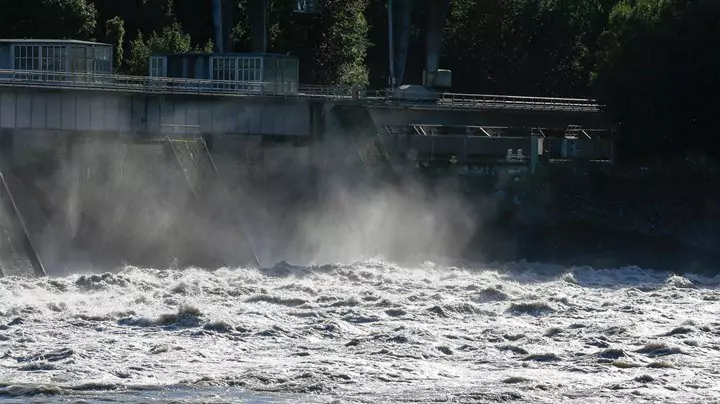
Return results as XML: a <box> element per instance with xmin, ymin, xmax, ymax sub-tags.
<box><xmin>1</xmin><ymin>260</ymin><xmax>720</xmax><ymax>403</ymax></box>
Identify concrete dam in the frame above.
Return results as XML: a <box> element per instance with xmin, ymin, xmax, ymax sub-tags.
<box><xmin>0</xmin><ymin>71</ymin><xmax>616</xmax><ymax>277</ymax></box>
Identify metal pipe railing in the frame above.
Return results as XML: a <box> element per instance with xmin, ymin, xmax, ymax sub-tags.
<box><xmin>377</xmin><ymin>88</ymin><xmax>601</xmax><ymax>112</ymax></box>
<box><xmin>0</xmin><ymin>69</ymin><xmax>602</xmax><ymax>112</ymax></box>
<box><xmin>0</xmin><ymin>69</ymin><xmax>342</xmax><ymax>98</ymax></box>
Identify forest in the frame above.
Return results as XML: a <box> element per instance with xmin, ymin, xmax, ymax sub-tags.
<box><xmin>1</xmin><ymin>0</ymin><xmax>719</xmax><ymax>160</ymax></box>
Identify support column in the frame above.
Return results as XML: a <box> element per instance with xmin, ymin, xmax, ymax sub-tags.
<box><xmin>390</xmin><ymin>0</ymin><xmax>413</xmax><ymax>88</ymax></box>
<box><xmin>425</xmin><ymin>0</ymin><xmax>451</xmax><ymax>88</ymax></box>
<box><xmin>213</xmin><ymin>0</ymin><xmax>235</xmax><ymax>52</ymax></box>
<box><xmin>248</xmin><ymin>0</ymin><xmax>269</xmax><ymax>53</ymax></box>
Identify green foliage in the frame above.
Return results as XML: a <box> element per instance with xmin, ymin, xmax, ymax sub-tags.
<box><xmin>593</xmin><ymin>0</ymin><xmax>720</xmax><ymax>158</ymax></box>
<box><xmin>2</xmin><ymin>0</ymin><xmax>720</xmax><ymax>159</ymax></box>
<box><xmin>0</xmin><ymin>0</ymin><xmax>97</xmax><ymax>39</ymax></box>
<box><xmin>126</xmin><ymin>22</ymin><xmax>194</xmax><ymax>76</ymax></box>
<box><xmin>126</xmin><ymin>33</ymin><xmax>150</xmax><ymax>76</ymax></box>
<box><xmin>443</xmin><ymin>0</ymin><xmax>613</xmax><ymax>96</ymax></box>
<box><xmin>314</xmin><ymin>0</ymin><xmax>370</xmax><ymax>87</ymax></box>
<box><xmin>105</xmin><ymin>17</ymin><xmax>126</xmax><ymax>72</ymax></box>
<box><xmin>199</xmin><ymin>39</ymin><xmax>215</xmax><ymax>54</ymax></box>
<box><xmin>237</xmin><ymin>0</ymin><xmax>370</xmax><ymax>87</ymax></box>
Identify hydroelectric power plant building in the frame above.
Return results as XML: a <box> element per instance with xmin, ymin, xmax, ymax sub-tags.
<box><xmin>0</xmin><ymin>1</ymin><xmax>616</xmax><ymax>278</ymax></box>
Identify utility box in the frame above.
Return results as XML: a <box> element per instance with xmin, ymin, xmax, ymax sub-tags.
<box><xmin>424</xmin><ymin>69</ymin><xmax>452</xmax><ymax>89</ymax></box>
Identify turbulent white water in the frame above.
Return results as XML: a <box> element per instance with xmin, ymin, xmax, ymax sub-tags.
<box><xmin>1</xmin><ymin>260</ymin><xmax>720</xmax><ymax>403</ymax></box>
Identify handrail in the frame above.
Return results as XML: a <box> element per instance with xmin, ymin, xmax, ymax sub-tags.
<box><xmin>0</xmin><ymin>69</ymin><xmax>345</xmax><ymax>98</ymax></box>
<box><xmin>376</xmin><ymin>88</ymin><xmax>601</xmax><ymax>112</ymax></box>
<box><xmin>0</xmin><ymin>69</ymin><xmax>603</xmax><ymax>112</ymax></box>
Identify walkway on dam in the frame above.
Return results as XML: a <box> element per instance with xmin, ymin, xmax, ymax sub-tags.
<box><xmin>0</xmin><ymin>69</ymin><xmax>601</xmax><ymax>113</ymax></box>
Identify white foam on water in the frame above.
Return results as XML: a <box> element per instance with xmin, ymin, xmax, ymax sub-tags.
<box><xmin>1</xmin><ymin>260</ymin><xmax>720</xmax><ymax>403</ymax></box>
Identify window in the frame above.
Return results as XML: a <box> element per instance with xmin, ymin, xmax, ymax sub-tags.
<box><xmin>150</xmin><ymin>56</ymin><xmax>166</xmax><ymax>77</ymax></box>
<box><xmin>211</xmin><ymin>57</ymin><xmax>226</xmax><ymax>89</ymax></box>
<box><xmin>72</xmin><ymin>46</ymin><xmax>86</xmax><ymax>72</ymax></box>
<box><xmin>227</xmin><ymin>57</ymin><xmax>236</xmax><ymax>81</ymax></box>
<box><xmin>94</xmin><ymin>46</ymin><xmax>112</xmax><ymax>74</ymax></box>
<box><xmin>236</xmin><ymin>57</ymin><xmax>261</xmax><ymax>83</ymax></box>
<box><xmin>96</xmin><ymin>46</ymin><xmax>113</xmax><ymax>73</ymax></box>
<box><xmin>211</xmin><ymin>56</ymin><xmax>264</xmax><ymax>91</ymax></box>
<box><xmin>12</xmin><ymin>44</ymin><xmax>41</xmax><ymax>71</ymax></box>
<box><xmin>9</xmin><ymin>42</ymin><xmax>117</xmax><ymax>78</ymax></box>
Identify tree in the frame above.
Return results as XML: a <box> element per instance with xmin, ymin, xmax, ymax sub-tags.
<box><xmin>239</xmin><ymin>0</ymin><xmax>371</xmax><ymax>87</ymax></box>
<box><xmin>594</xmin><ymin>0</ymin><xmax>686</xmax><ymax>158</ymax></box>
<box><xmin>594</xmin><ymin>0</ymin><xmax>720</xmax><ymax>160</ymax></box>
<box><xmin>105</xmin><ymin>16</ymin><xmax>125</xmax><ymax>72</ymax></box>
<box><xmin>314</xmin><ymin>0</ymin><xmax>370</xmax><ymax>87</ymax></box>
<box><xmin>0</xmin><ymin>0</ymin><xmax>97</xmax><ymax>40</ymax></box>
<box><xmin>126</xmin><ymin>22</ymin><xmax>194</xmax><ymax>76</ymax></box>
<box><xmin>442</xmin><ymin>0</ymin><xmax>616</xmax><ymax>96</ymax></box>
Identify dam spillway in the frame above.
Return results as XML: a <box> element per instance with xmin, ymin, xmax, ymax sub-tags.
<box><xmin>0</xmin><ymin>71</ymin><xmax>617</xmax><ymax>276</ymax></box>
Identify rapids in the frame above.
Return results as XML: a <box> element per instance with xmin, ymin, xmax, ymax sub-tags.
<box><xmin>1</xmin><ymin>260</ymin><xmax>719</xmax><ymax>403</ymax></box>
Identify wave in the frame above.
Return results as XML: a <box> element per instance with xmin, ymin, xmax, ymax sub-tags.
<box><xmin>1</xmin><ymin>260</ymin><xmax>719</xmax><ymax>403</ymax></box>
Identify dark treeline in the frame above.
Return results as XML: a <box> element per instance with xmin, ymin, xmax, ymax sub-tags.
<box><xmin>1</xmin><ymin>0</ymin><xmax>719</xmax><ymax>161</ymax></box>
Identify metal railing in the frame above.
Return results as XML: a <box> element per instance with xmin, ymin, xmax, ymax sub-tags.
<box><xmin>373</xmin><ymin>89</ymin><xmax>601</xmax><ymax>112</ymax></box>
<box><xmin>0</xmin><ymin>69</ymin><xmax>347</xmax><ymax>99</ymax></box>
<box><xmin>0</xmin><ymin>69</ymin><xmax>603</xmax><ymax>112</ymax></box>
<box><xmin>437</xmin><ymin>92</ymin><xmax>600</xmax><ymax>112</ymax></box>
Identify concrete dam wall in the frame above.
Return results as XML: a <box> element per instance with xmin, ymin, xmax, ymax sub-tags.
<box><xmin>1</xmin><ymin>135</ymin><xmax>262</xmax><ymax>275</ymax></box>
<box><xmin>0</xmin><ymin>87</ymin><xmax>315</xmax><ymax>136</ymax></box>
<box><xmin>0</xmin><ymin>87</ymin><xmax>387</xmax><ymax>276</ymax></box>
<box><xmin>4</xmin><ymin>85</ymin><xmax>716</xmax><ymax>277</ymax></box>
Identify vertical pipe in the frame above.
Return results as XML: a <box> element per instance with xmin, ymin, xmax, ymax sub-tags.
<box><xmin>213</xmin><ymin>0</ymin><xmax>224</xmax><ymax>52</ymax></box>
<box><xmin>262</xmin><ymin>0</ymin><xmax>269</xmax><ymax>53</ymax></box>
<box><xmin>392</xmin><ymin>0</ymin><xmax>413</xmax><ymax>87</ymax></box>
<box><xmin>224</xmin><ymin>0</ymin><xmax>234</xmax><ymax>52</ymax></box>
<box><xmin>388</xmin><ymin>0</ymin><xmax>395</xmax><ymax>89</ymax></box>
<box><xmin>248</xmin><ymin>0</ymin><xmax>268</xmax><ymax>53</ymax></box>
<box><xmin>425</xmin><ymin>0</ymin><xmax>451</xmax><ymax>87</ymax></box>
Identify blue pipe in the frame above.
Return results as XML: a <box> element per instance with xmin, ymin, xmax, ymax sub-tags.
<box><xmin>425</xmin><ymin>0</ymin><xmax>451</xmax><ymax>87</ymax></box>
<box><xmin>392</xmin><ymin>0</ymin><xmax>413</xmax><ymax>87</ymax></box>
<box><xmin>212</xmin><ymin>0</ymin><xmax>224</xmax><ymax>52</ymax></box>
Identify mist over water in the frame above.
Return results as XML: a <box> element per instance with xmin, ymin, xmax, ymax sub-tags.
<box><xmin>275</xmin><ymin>177</ymin><xmax>480</xmax><ymax>266</ymax></box>
<box><xmin>5</xmin><ymin>109</ymin><xmax>720</xmax><ymax>402</ymax></box>
<box><xmin>34</xmin><ymin>138</ymin><xmax>212</xmax><ymax>274</ymax></box>
<box><xmin>17</xmin><ymin>117</ymin><xmax>490</xmax><ymax>272</ymax></box>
